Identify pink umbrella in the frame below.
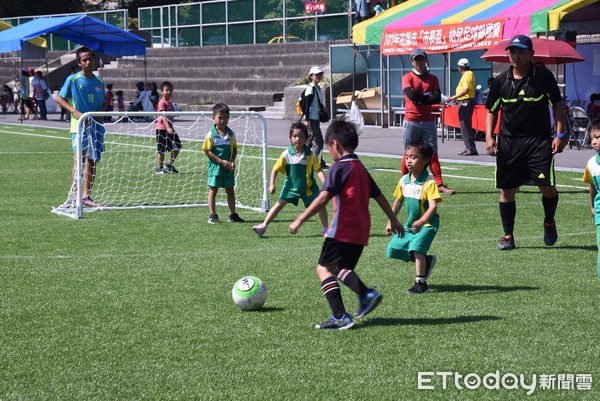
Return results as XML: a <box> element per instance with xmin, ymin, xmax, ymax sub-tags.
<box><xmin>481</xmin><ymin>37</ymin><xmax>585</xmax><ymax>64</ymax></box>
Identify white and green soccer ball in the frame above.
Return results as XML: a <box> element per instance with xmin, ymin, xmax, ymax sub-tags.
<box><xmin>232</xmin><ymin>276</ymin><xmax>268</xmax><ymax>311</ymax></box>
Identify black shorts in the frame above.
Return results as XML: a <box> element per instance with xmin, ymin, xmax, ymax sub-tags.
<box><xmin>496</xmin><ymin>135</ymin><xmax>555</xmax><ymax>189</ymax></box>
<box><xmin>318</xmin><ymin>238</ymin><xmax>364</xmax><ymax>270</ymax></box>
<box><xmin>156</xmin><ymin>129</ymin><xmax>182</xmax><ymax>154</ymax></box>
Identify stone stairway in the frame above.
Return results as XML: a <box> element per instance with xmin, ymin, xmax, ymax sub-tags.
<box><xmin>101</xmin><ymin>41</ymin><xmax>331</xmax><ymax>111</ymax></box>
<box><xmin>262</xmin><ymin>100</ymin><xmax>285</xmax><ymax>119</ymax></box>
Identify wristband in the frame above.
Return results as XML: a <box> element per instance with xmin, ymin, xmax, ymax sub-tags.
<box><xmin>556</xmin><ymin>133</ymin><xmax>567</xmax><ymax>139</ymax></box>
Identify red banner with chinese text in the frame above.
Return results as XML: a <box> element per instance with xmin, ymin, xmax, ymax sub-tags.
<box><xmin>381</xmin><ymin>19</ymin><xmax>505</xmax><ymax>55</ymax></box>
<box><xmin>305</xmin><ymin>2</ymin><xmax>326</xmax><ymax>13</ymax></box>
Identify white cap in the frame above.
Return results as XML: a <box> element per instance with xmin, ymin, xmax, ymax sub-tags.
<box><xmin>309</xmin><ymin>66</ymin><xmax>323</xmax><ymax>75</ymax></box>
<box><xmin>457</xmin><ymin>58</ymin><xmax>469</xmax><ymax>67</ymax></box>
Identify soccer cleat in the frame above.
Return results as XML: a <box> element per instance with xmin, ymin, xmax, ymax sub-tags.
<box><xmin>82</xmin><ymin>197</ymin><xmax>99</xmax><ymax>207</ymax></box>
<box><xmin>424</xmin><ymin>255</ymin><xmax>437</xmax><ymax>280</ymax></box>
<box><xmin>164</xmin><ymin>163</ymin><xmax>179</xmax><ymax>174</ymax></box>
<box><xmin>252</xmin><ymin>224</ymin><xmax>267</xmax><ymax>237</ymax></box>
<box><xmin>314</xmin><ymin>313</ymin><xmax>355</xmax><ymax>330</ymax></box>
<box><xmin>155</xmin><ymin>168</ymin><xmax>165</xmax><ymax>175</ymax></box>
<box><xmin>228</xmin><ymin>213</ymin><xmax>245</xmax><ymax>223</ymax></box>
<box><xmin>208</xmin><ymin>213</ymin><xmax>220</xmax><ymax>224</ymax></box>
<box><xmin>497</xmin><ymin>235</ymin><xmax>515</xmax><ymax>250</ymax></box>
<box><xmin>355</xmin><ymin>289</ymin><xmax>383</xmax><ymax>319</ymax></box>
<box><xmin>544</xmin><ymin>221</ymin><xmax>558</xmax><ymax>246</ymax></box>
<box><xmin>407</xmin><ymin>281</ymin><xmax>430</xmax><ymax>295</ymax></box>
<box><xmin>437</xmin><ymin>184</ymin><xmax>455</xmax><ymax>195</ymax></box>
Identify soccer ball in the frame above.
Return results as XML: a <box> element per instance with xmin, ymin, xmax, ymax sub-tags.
<box><xmin>232</xmin><ymin>276</ymin><xmax>268</xmax><ymax>311</ymax></box>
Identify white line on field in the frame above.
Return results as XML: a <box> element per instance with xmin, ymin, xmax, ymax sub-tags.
<box><xmin>1</xmin><ymin>128</ymin><xmax>589</xmax><ymax>189</ymax></box>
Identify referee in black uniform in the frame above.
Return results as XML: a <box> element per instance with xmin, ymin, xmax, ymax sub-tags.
<box><xmin>485</xmin><ymin>35</ymin><xmax>567</xmax><ymax>250</ymax></box>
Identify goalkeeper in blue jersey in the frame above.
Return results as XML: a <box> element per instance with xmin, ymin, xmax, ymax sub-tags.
<box><xmin>56</xmin><ymin>47</ymin><xmax>106</xmax><ymax>207</ymax></box>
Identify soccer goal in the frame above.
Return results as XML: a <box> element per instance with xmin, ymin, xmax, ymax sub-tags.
<box><xmin>52</xmin><ymin>111</ymin><xmax>269</xmax><ymax>219</ymax></box>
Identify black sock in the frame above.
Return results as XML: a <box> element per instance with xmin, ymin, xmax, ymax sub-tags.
<box><xmin>336</xmin><ymin>268</ymin><xmax>369</xmax><ymax>297</ymax></box>
<box><xmin>499</xmin><ymin>201</ymin><xmax>516</xmax><ymax>236</ymax></box>
<box><xmin>320</xmin><ymin>276</ymin><xmax>345</xmax><ymax>319</ymax></box>
<box><xmin>542</xmin><ymin>194</ymin><xmax>559</xmax><ymax>224</ymax></box>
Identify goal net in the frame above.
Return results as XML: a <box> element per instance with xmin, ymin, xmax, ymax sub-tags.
<box><xmin>52</xmin><ymin>111</ymin><xmax>269</xmax><ymax>219</ymax></box>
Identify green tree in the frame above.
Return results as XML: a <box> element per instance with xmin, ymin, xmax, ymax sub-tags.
<box><xmin>0</xmin><ymin>0</ymin><xmax>84</xmax><ymax>18</ymax></box>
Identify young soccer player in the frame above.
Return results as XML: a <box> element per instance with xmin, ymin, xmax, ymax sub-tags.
<box><xmin>385</xmin><ymin>140</ymin><xmax>442</xmax><ymax>294</ymax></box>
<box><xmin>582</xmin><ymin>117</ymin><xmax>600</xmax><ymax>280</ymax></box>
<box><xmin>289</xmin><ymin>119</ymin><xmax>404</xmax><ymax>330</ymax></box>
<box><xmin>55</xmin><ymin>46</ymin><xmax>106</xmax><ymax>207</ymax></box>
<box><xmin>155</xmin><ymin>81</ymin><xmax>182</xmax><ymax>174</ymax></box>
<box><xmin>202</xmin><ymin>103</ymin><xmax>244</xmax><ymax>224</ymax></box>
<box><xmin>253</xmin><ymin>122</ymin><xmax>327</xmax><ymax>237</ymax></box>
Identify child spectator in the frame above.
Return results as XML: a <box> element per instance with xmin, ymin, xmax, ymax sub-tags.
<box><xmin>289</xmin><ymin>119</ymin><xmax>404</xmax><ymax>330</ymax></box>
<box><xmin>150</xmin><ymin>82</ymin><xmax>159</xmax><ymax>110</ymax></box>
<box><xmin>155</xmin><ymin>81</ymin><xmax>181</xmax><ymax>174</ymax></box>
<box><xmin>252</xmin><ymin>122</ymin><xmax>327</xmax><ymax>237</ymax></box>
<box><xmin>201</xmin><ymin>103</ymin><xmax>245</xmax><ymax>224</ymax></box>
<box><xmin>115</xmin><ymin>90</ymin><xmax>125</xmax><ymax>112</ymax></box>
<box><xmin>385</xmin><ymin>140</ymin><xmax>442</xmax><ymax>294</ymax></box>
<box><xmin>582</xmin><ymin>117</ymin><xmax>600</xmax><ymax>280</ymax></box>
<box><xmin>105</xmin><ymin>83</ymin><xmax>114</xmax><ymax>114</ymax></box>
<box><xmin>1</xmin><ymin>85</ymin><xmax>14</xmax><ymax>112</ymax></box>
<box><xmin>20</xmin><ymin>69</ymin><xmax>34</xmax><ymax>120</ymax></box>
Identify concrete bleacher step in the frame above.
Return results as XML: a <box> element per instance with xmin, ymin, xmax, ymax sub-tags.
<box><xmin>100</xmin><ymin>41</ymin><xmax>329</xmax><ymax>111</ymax></box>
<box><xmin>261</xmin><ymin>100</ymin><xmax>285</xmax><ymax>120</ymax></box>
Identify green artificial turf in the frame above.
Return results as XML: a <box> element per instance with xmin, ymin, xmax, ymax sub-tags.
<box><xmin>0</xmin><ymin>123</ymin><xmax>598</xmax><ymax>400</ymax></box>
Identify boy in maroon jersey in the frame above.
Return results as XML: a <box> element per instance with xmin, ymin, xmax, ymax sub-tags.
<box><xmin>289</xmin><ymin>119</ymin><xmax>404</xmax><ymax>330</ymax></box>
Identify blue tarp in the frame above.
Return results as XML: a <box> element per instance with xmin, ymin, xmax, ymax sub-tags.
<box><xmin>0</xmin><ymin>15</ymin><xmax>146</xmax><ymax>57</ymax></box>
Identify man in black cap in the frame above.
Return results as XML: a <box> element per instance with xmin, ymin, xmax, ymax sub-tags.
<box><xmin>485</xmin><ymin>35</ymin><xmax>567</xmax><ymax>250</ymax></box>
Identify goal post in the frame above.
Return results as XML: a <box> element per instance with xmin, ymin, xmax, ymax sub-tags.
<box><xmin>52</xmin><ymin>111</ymin><xmax>270</xmax><ymax>219</ymax></box>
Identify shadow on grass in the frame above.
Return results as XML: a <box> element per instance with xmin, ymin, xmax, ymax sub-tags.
<box><xmin>428</xmin><ymin>284</ymin><xmax>539</xmax><ymax>294</ymax></box>
<box><xmin>246</xmin><ymin>306</ymin><xmax>285</xmax><ymax>313</ymax></box>
<box><xmin>363</xmin><ymin>315</ymin><xmax>502</xmax><ymax>327</ymax></box>
<box><xmin>517</xmin><ymin>245</ymin><xmax>597</xmax><ymax>251</ymax></box>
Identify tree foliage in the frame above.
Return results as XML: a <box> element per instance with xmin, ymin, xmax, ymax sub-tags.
<box><xmin>0</xmin><ymin>0</ymin><xmax>88</xmax><ymax>18</ymax></box>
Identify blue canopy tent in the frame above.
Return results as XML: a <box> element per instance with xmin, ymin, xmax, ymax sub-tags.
<box><xmin>0</xmin><ymin>15</ymin><xmax>146</xmax><ymax>56</ymax></box>
<box><xmin>0</xmin><ymin>15</ymin><xmax>147</xmax><ymax>122</ymax></box>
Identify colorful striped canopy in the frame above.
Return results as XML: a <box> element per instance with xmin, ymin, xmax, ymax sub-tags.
<box><xmin>353</xmin><ymin>0</ymin><xmax>599</xmax><ymax>46</ymax></box>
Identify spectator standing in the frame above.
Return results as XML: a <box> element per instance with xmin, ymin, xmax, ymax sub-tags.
<box><xmin>447</xmin><ymin>58</ymin><xmax>477</xmax><ymax>156</ymax></box>
<box><xmin>300</xmin><ymin>66</ymin><xmax>329</xmax><ymax>169</ymax></box>
<box><xmin>31</xmin><ymin>71</ymin><xmax>48</xmax><ymax>120</ymax></box>
<box><xmin>401</xmin><ymin>48</ymin><xmax>455</xmax><ymax>195</ymax></box>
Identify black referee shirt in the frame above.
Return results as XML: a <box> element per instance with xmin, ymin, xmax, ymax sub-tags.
<box><xmin>486</xmin><ymin>63</ymin><xmax>562</xmax><ymax>137</ymax></box>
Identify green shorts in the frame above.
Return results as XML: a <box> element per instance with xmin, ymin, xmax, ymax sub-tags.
<box><xmin>208</xmin><ymin>175</ymin><xmax>235</xmax><ymax>188</ymax></box>
<box><xmin>280</xmin><ymin>184</ymin><xmax>320</xmax><ymax>207</ymax></box>
<box><xmin>386</xmin><ymin>225</ymin><xmax>438</xmax><ymax>262</ymax></box>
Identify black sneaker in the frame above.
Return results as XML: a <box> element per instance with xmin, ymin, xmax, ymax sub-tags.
<box><xmin>424</xmin><ymin>255</ymin><xmax>437</xmax><ymax>280</ymax></box>
<box><xmin>407</xmin><ymin>281</ymin><xmax>430</xmax><ymax>295</ymax></box>
<box><xmin>227</xmin><ymin>213</ymin><xmax>245</xmax><ymax>223</ymax></box>
<box><xmin>544</xmin><ymin>221</ymin><xmax>558</xmax><ymax>246</ymax></box>
<box><xmin>208</xmin><ymin>213</ymin><xmax>220</xmax><ymax>224</ymax></box>
<box><xmin>497</xmin><ymin>235</ymin><xmax>515</xmax><ymax>250</ymax></box>
<box><xmin>164</xmin><ymin>163</ymin><xmax>179</xmax><ymax>174</ymax></box>
<box><xmin>314</xmin><ymin>313</ymin><xmax>355</xmax><ymax>330</ymax></box>
<box><xmin>320</xmin><ymin>160</ymin><xmax>329</xmax><ymax>170</ymax></box>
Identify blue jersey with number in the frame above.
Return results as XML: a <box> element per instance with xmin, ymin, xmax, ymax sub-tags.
<box><xmin>59</xmin><ymin>72</ymin><xmax>105</xmax><ymax>132</ymax></box>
